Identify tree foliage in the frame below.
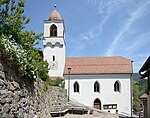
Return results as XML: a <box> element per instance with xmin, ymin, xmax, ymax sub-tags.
<box><xmin>137</xmin><ymin>79</ymin><xmax>147</xmax><ymax>94</ymax></box>
<box><xmin>0</xmin><ymin>0</ymin><xmax>49</xmax><ymax>81</ymax></box>
<box><xmin>45</xmin><ymin>77</ymin><xmax>65</xmax><ymax>88</ymax></box>
<box><xmin>132</xmin><ymin>80</ymin><xmax>141</xmax><ymax>112</ymax></box>
<box><xmin>132</xmin><ymin>79</ymin><xmax>147</xmax><ymax>112</ymax></box>
<box><xmin>43</xmin><ymin>77</ymin><xmax>65</xmax><ymax>91</ymax></box>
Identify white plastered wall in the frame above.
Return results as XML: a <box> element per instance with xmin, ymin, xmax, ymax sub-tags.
<box><xmin>43</xmin><ymin>21</ymin><xmax>65</xmax><ymax>77</ymax></box>
<box><xmin>65</xmin><ymin>74</ymin><xmax>131</xmax><ymax>117</ymax></box>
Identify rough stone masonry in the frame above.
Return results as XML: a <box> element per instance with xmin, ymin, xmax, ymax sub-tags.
<box><xmin>0</xmin><ymin>56</ymin><xmax>67</xmax><ymax>118</ymax></box>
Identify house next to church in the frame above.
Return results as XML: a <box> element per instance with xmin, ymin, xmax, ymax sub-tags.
<box><xmin>43</xmin><ymin>5</ymin><xmax>133</xmax><ymax>117</ymax></box>
<box><xmin>139</xmin><ymin>56</ymin><xmax>150</xmax><ymax>118</ymax></box>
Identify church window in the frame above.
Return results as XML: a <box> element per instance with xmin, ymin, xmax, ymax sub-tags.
<box><xmin>52</xmin><ymin>55</ymin><xmax>55</xmax><ymax>61</ymax></box>
<box><xmin>50</xmin><ymin>24</ymin><xmax>57</xmax><ymax>37</ymax></box>
<box><xmin>74</xmin><ymin>82</ymin><xmax>79</xmax><ymax>93</ymax></box>
<box><xmin>94</xmin><ymin>81</ymin><xmax>100</xmax><ymax>92</ymax></box>
<box><xmin>114</xmin><ymin>81</ymin><xmax>120</xmax><ymax>92</ymax></box>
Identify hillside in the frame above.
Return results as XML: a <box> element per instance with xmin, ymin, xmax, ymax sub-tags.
<box><xmin>132</xmin><ymin>73</ymin><xmax>141</xmax><ymax>82</ymax></box>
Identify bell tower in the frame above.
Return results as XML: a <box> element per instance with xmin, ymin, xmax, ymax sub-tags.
<box><xmin>43</xmin><ymin>5</ymin><xmax>66</xmax><ymax>77</ymax></box>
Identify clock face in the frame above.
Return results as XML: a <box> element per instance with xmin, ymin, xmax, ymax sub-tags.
<box><xmin>49</xmin><ymin>61</ymin><xmax>58</xmax><ymax>70</ymax></box>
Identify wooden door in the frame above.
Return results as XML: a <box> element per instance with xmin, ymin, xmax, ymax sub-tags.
<box><xmin>94</xmin><ymin>98</ymin><xmax>101</xmax><ymax>110</ymax></box>
<box><xmin>94</xmin><ymin>103</ymin><xmax>101</xmax><ymax>109</ymax></box>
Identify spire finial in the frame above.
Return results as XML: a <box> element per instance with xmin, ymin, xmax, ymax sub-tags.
<box><xmin>54</xmin><ymin>3</ymin><xmax>56</xmax><ymax>9</ymax></box>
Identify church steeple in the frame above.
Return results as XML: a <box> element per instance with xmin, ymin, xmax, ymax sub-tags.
<box><xmin>43</xmin><ymin>4</ymin><xmax>66</xmax><ymax>77</ymax></box>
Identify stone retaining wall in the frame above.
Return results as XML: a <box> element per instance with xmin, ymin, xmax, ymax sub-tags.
<box><xmin>0</xmin><ymin>57</ymin><xmax>67</xmax><ymax>118</ymax></box>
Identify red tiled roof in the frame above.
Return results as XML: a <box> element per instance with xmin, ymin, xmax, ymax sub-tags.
<box><xmin>64</xmin><ymin>56</ymin><xmax>132</xmax><ymax>75</ymax></box>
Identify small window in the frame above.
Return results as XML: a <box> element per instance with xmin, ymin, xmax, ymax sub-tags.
<box><xmin>114</xmin><ymin>81</ymin><xmax>120</xmax><ymax>92</ymax></box>
<box><xmin>94</xmin><ymin>81</ymin><xmax>100</xmax><ymax>92</ymax></box>
<box><xmin>50</xmin><ymin>24</ymin><xmax>57</xmax><ymax>37</ymax></box>
<box><xmin>74</xmin><ymin>82</ymin><xmax>79</xmax><ymax>93</ymax></box>
<box><xmin>103</xmin><ymin>104</ymin><xmax>117</xmax><ymax>109</ymax></box>
<box><xmin>52</xmin><ymin>55</ymin><xmax>55</xmax><ymax>61</ymax></box>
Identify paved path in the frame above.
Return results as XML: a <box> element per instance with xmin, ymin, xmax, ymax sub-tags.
<box><xmin>53</xmin><ymin>113</ymin><xmax>119</xmax><ymax>118</ymax></box>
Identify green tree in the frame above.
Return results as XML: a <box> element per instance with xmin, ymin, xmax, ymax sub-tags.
<box><xmin>132</xmin><ymin>80</ymin><xmax>142</xmax><ymax>112</ymax></box>
<box><xmin>0</xmin><ymin>0</ymin><xmax>49</xmax><ymax>81</ymax></box>
<box><xmin>45</xmin><ymin>77</ymin><xmax>64</xmax><ymax>88</ymax></box>
<box><xmin>137</xmin><ymin>79</ymin><xmax>147</xmax><ymax>94</ymax></box>
<box><xmin>132</xmin><ymin>76</ymin><xmax>148</xmax><ymax>113</ymax></box>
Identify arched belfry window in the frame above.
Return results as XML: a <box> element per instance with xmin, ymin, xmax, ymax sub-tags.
<box><xmin>94</xmin><ymin>81</ymin><xmax>100</xmax><ymax>92</ymax></box>
<box><xmin>74</xmin><ymin>82</ymin><xmax>79</xmax><ymax>93</ymax></box>
<box><xmin>50</xmin><ymin>24</ymin><xmax>57</xmax><ymax>37</ymax></box>
<box><xmin>114</xmin><ymin>81</ymin><xmax>120</xmax><ymax>92</ymax></box>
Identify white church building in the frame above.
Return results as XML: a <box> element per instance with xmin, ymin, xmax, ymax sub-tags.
<box><xmin>43</xmin><ymin>5</ymin><xmax>133</xmax><ymax>117</ymax></box>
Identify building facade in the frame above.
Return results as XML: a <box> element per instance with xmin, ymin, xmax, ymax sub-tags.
<box><xmin>43</xmin><ymin>5</ymin><xmax>66</xmax><ymax>77</ymax></box>
<box><xmin>64</xmin><ymin>57</ymin><xmax>132</xmax><ymax>116</ymax></box>
<box><xmin>139</xmin><ymin>56</ymin><xmax>150</xmax><ymax>118</ymax></box>
<box><xmin>43</xmin><ymin>6</ymin><xmax>133</xmax><ymax>117</ymax></box>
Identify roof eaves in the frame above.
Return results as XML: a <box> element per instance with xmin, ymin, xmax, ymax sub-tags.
<box><xmin>139</xmin><ymin>56</ymin><xmax>150</xmax><ymax>74</ymax></box>
<box><xmin>63</xmin><ymin>72</ymin><xmax>132</xmax><ymax>75</ymax></box>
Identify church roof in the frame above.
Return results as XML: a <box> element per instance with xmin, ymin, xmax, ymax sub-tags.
<box><xmin>48</xmin><ymin>5</ymin><xmax>62</xmax><ymax>21</ymax></box>
<box><xmin>64</xmin><ymin>56</ymin><xmax>132</xmax><ymax>75</ymax></box>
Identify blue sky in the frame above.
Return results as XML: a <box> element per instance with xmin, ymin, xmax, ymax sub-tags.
<box><xmin>24</xmin><ymin>0</ymin><xmax>150</xmax><ymax>73</ymax></box>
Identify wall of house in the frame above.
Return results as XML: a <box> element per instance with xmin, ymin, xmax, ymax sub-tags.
<box><xmin>43</xmin><ymin>21</ymin><xmax>65</xmax><ymax>77</ymax></box>
<box><xmin>0</xmin><ymin>58</ymin><xmax>67</xmax><ymax>118</ymax></box>
<box><xmin>148</xmin><ymin>92</ymin><xmax>150</xmax><ymax>118</ymax></box>
<box><xmin>64</xmin><ymin>74</ymin><xmax>131</xmax><ymax>117</ymax></box>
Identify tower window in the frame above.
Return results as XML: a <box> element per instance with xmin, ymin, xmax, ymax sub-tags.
<box><xmin>52</xmin><ymin>55</ymin><xmax>55</xmax><ymax>61</ymax></box>
<box><xmin>74</xmin><ymin>82</ymin><xmax>79</xmax><ymax>93</ymax></box>
<box><xmin>50</xmin><ymin>24</ymin><xmax>57</xmax><ymax>37</ymax></box>
<box><xmin>114</xmin><ymin>81</ymin><xmax>120</xmax><ymax>92</ymax></box>
<box><xmin>94</xmin><ymin>81</ymin><xmax>100</xmax><ymax>92</ymax></box>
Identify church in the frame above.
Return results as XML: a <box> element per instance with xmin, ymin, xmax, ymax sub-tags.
<box><xmin>43</xmin><ymin>5</ymin><xmax>133</xmax><ymax>117</ymax></box>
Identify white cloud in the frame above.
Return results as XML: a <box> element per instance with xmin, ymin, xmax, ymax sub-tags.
<box><xmin>122</xmin><ymin>31</ymin><xmax>150</xmax><ymax>72</ymax></box>
<box><xmin>66</xmin><ymin>34</ymin><xmax>87</xmax><ymax>57</ymax></box>
<box><xmin>81</xmin><ymin>0</ymin><xmax>135</xmax><ymax>44</ymax></box>
<box><xmin>67</xmin><ymin>0</ymin><xmax>150</xmax><ymax>60</ymax></box>
<box><xmin>133</xmin><ymin>53</ymin><xmax>150</xmax><ymax>72</ymax></box>
<box><xmin>79</xmin><ymin>1</ymin><xmax>119</xmax><ymax>43</ymax></box>
<box><xmin>106</xmin><ymin>0</ymin><xmax>150</xmax><ymax>56</ymax></box>
<box><xmin>68</xmin><ymin>42</ymin><xmax>86</xmax><ymax>57</ymax></box>
<box><xmin>123</xmin><ymin>31</ymin><xmax>150</xmax><ymax>53</ymax></box>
